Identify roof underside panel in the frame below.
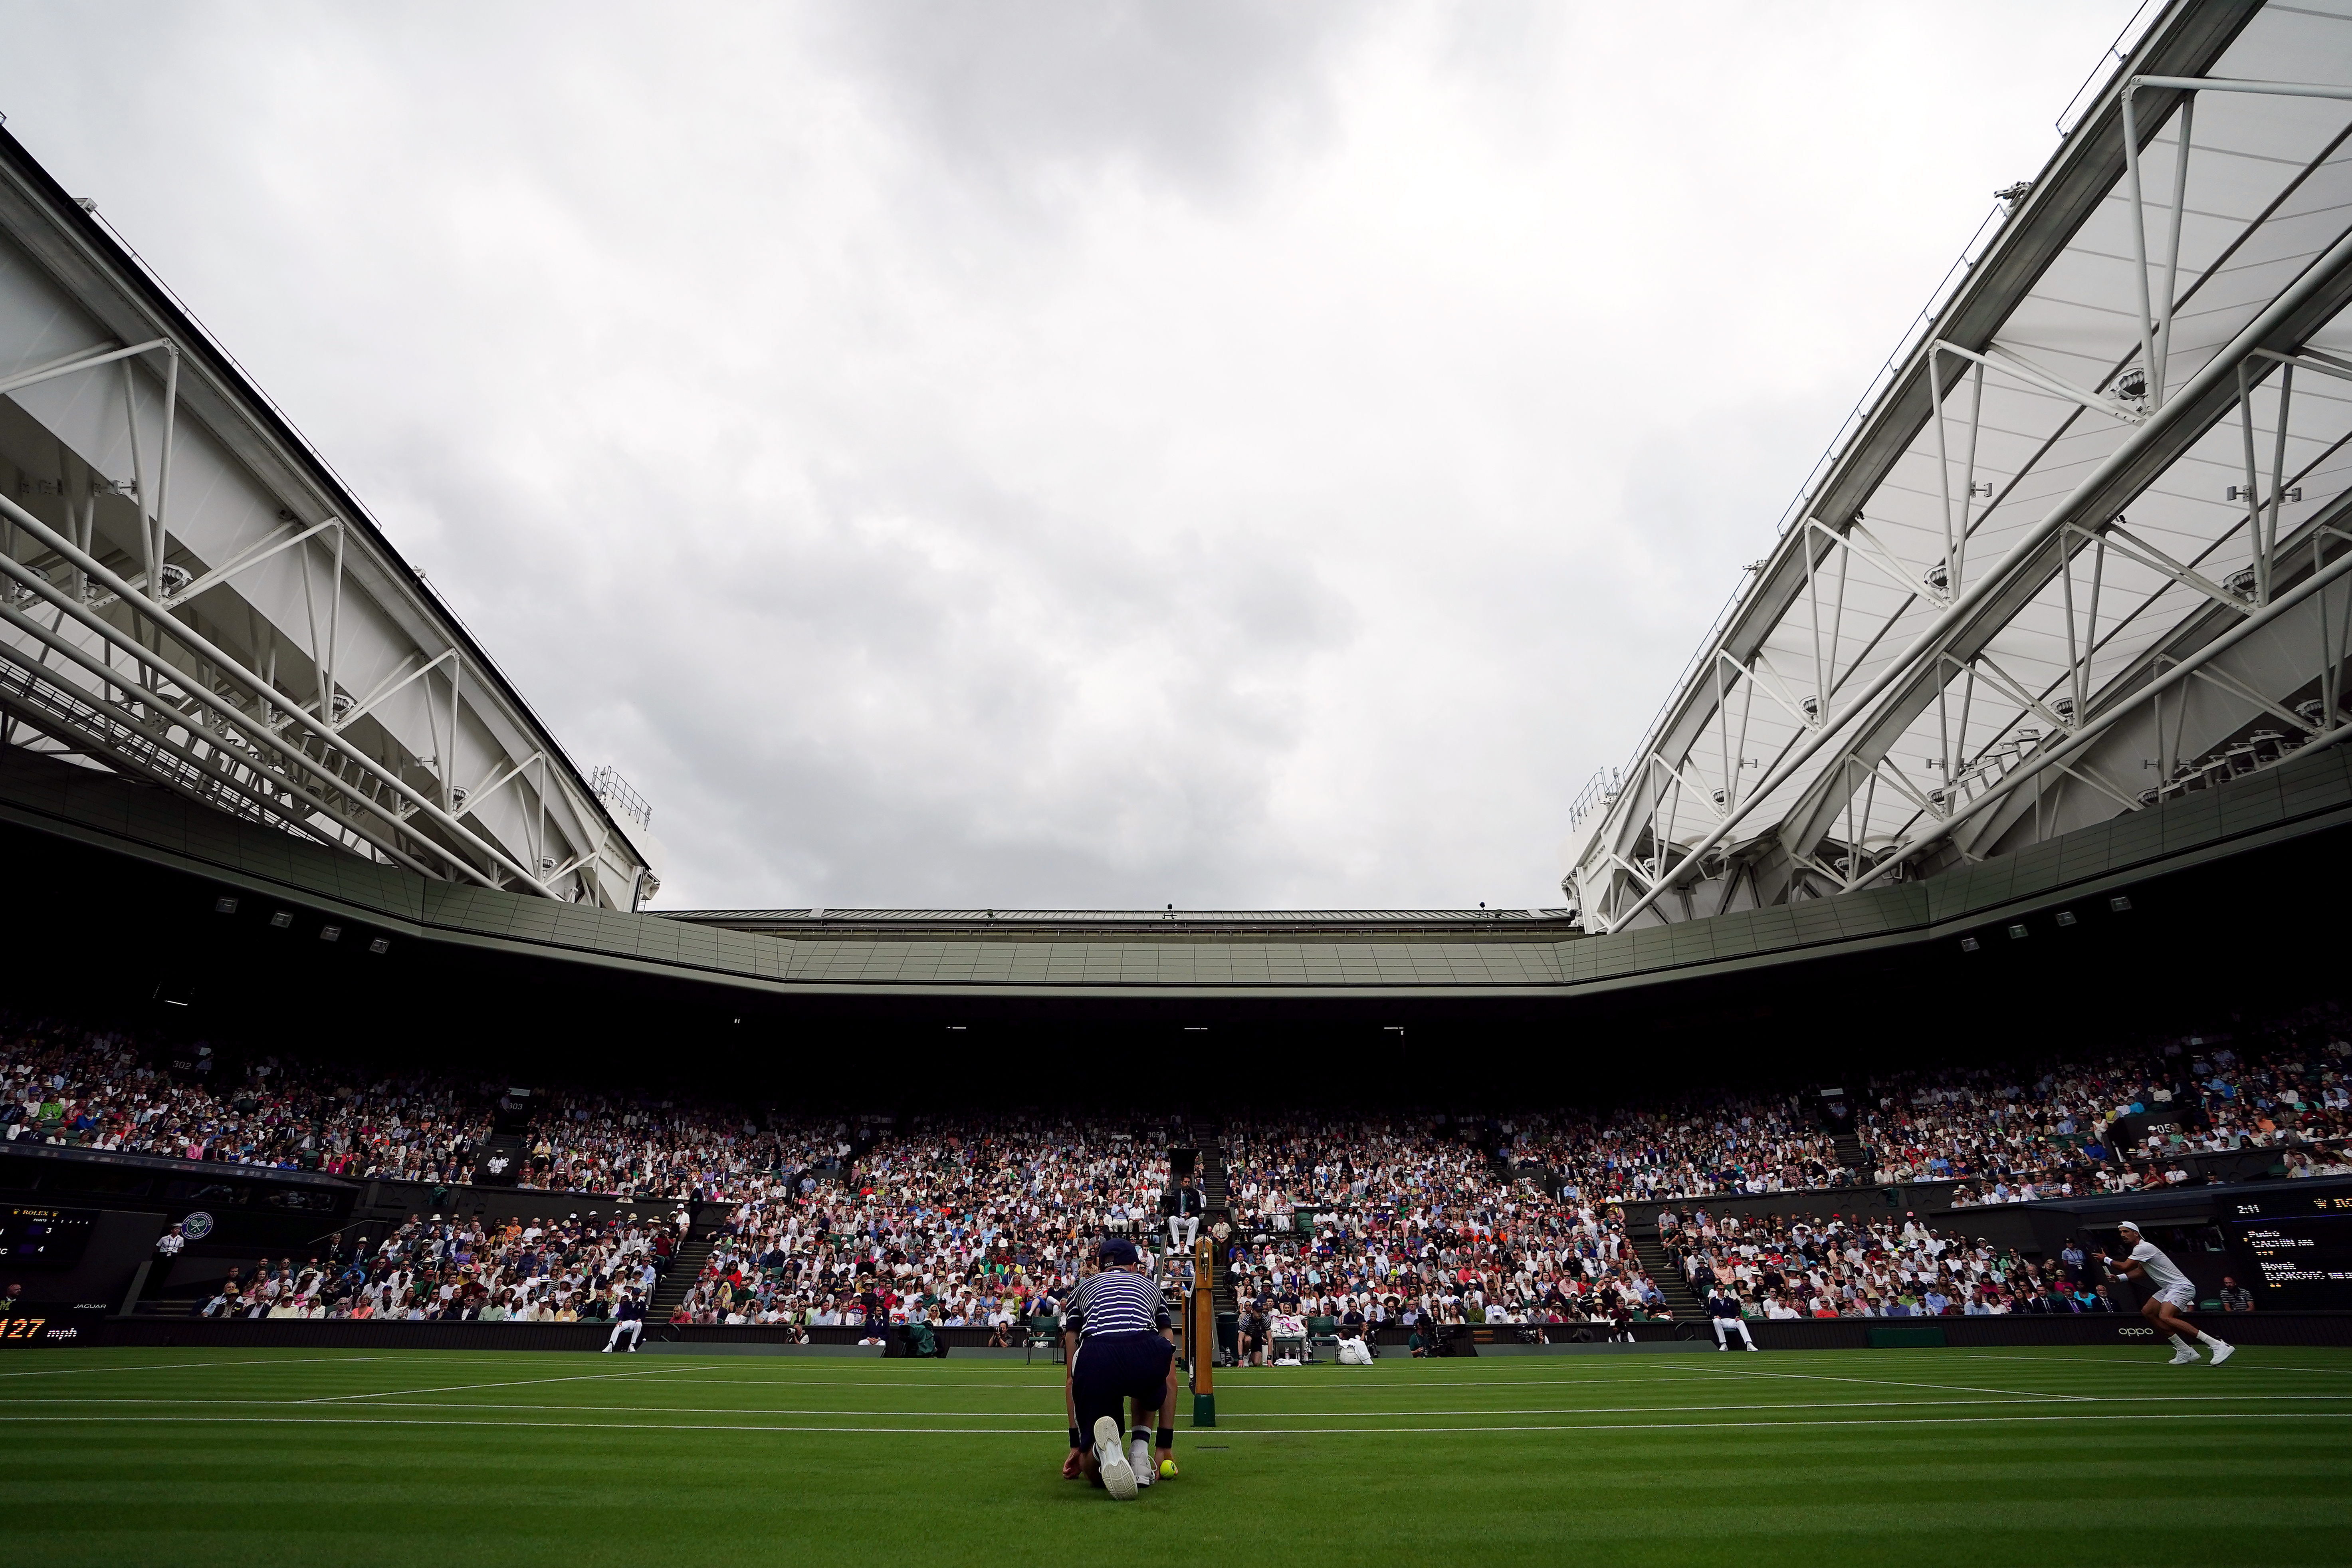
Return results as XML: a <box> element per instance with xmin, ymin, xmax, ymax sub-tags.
<box><xmin>1573</xmin><ymin>0</ymin><xmax>2352</xmax><ymax>929</ymax></box>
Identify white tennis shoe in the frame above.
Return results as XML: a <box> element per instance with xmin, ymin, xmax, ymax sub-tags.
<box><xmin>2207</xmin><ymin>1340</ymin><xmax>2234</xmax><ymax>1366</ymax></box>
<box><xmin>1130</xmin><ymin>1435</ymin><xmax>1154</xmax><ymax>1485</ymax></box>
<box><xmin>1094</xmin><ymin>1416</ymin><xmax>1137</xmax><ymax>1500</ymax></box>
<box><xmin>2169</xmin><ymin>1346</ymin><xmax>2200</xmax><ymax>1364</ymax></box>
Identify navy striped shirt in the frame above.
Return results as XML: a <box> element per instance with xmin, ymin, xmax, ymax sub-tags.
<box><xmin>1067</xmin><ymin>1268</ymin><xmax>1171</xmax><ymax>1339</ymax></box>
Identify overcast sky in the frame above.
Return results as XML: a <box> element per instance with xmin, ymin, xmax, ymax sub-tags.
<box><xmin>0</xmin><ymin>1</ymin><xmax>2140</xmax><ymax>910</ymax></box>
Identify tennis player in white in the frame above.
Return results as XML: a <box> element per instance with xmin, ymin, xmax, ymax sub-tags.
<box><xmin>2095</xmin><ymin>1221</ymin><xmax>2233</xmax><ymax>1365</ymax></box>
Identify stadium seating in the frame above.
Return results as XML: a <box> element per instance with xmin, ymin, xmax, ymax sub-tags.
<box><xmin>3</xmin><ymin>998</ymin><xmax>2346</xmax><ymax>1327</ymax></box>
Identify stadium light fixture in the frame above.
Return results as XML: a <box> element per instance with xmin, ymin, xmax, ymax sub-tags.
<box><xmin>1959</xmin><ymin>937</ymin><xmax>1980</xmax><ymax>952</ymax></box>
<box><xmin>320</xmin><ymin>924</ymin><xmax>341</xmax><ymax>943</ymax></box>
<box><xmin>269</xmin><ymin>910</ymin><xmax>292</xmax><ymax>929</ymax></box>
<box><xmin>2007</xmin><ymin>923</ymin><xmax>2028</xmax><ymax>940</ymax></box>
<box><xmin>367</xmin><ymin>938</ymin><xmax>390</xmax><ymax>955</ymax></box>
<box><xmin>2055</xmin><ymin>910</ymin><xmax>2077</xmax><ymax>927</ymax></box>
<box><xmin>2110</xmin><ymin>895</ymin><xmax>2134</xmax><ymax>913</ymax></box>
<box><xmin>213</xmin><ymin>896</ymin><xmax>238</xmax><ymax>914</ymax></box>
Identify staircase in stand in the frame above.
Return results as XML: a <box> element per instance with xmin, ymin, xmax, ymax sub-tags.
<box><xmin>1176</xmin><ymin>1121</ymin><xmax>1235</xmax><ymax>1361</ymax></box>
<box><xmin>1630</xmin><ymin>1227</ymin><xmax>1706</xmax><ymax>1319</ymax></box>
<box><xmin>649</xmin><ymin>1230</ymin><xmax>715</xmax><ymax>1320</ymax></box>
<box><xmin>1829</xmin><ymin>1128</ymin><xmax>1871</xmax><ymax>1185</ymax></box>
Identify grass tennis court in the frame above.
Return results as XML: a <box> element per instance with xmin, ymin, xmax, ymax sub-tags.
<box><xmin>5</xmin><ymin>1345</ymin><xmax>2349</xmax><ymax>1566</ymax></box>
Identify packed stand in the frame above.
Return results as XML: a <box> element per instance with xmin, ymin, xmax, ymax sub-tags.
<box><xmin>192</xmin><ymin>1205</ymin><xmax>694</xmax><ymax>1321</ymax></box>
<box><xmin>1510</xmin><ymin>1096</ymin><xmax>1857</xmax><ymax>1203</ymax></box>
<box><xmin>0</xmin><ymin>1012</ymin><xmax>852</xmax><ymax>1201</ymax></box>
<box><xmin>663</xmin><ymin>1118</ymin><xmax>1172</xmax><ymax>1330</ymax></box>
<box><xmin>1859</xmin><ymin>1003</ymin><xmax>2352</xmax><ymax>1202</ymax></box>
<box><xmin>1653</xmin><ymin>1204</ymin><xmax>2115</xmax><ymax>1319</ymax></box>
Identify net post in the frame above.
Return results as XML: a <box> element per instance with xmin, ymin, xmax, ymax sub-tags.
<box><xmin>1191</xmin><ymin>1231</ymin><xmax>1215</xmax><ymax>1426</ymax></box>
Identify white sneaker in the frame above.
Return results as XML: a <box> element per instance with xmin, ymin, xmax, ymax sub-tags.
<box><xmin>2169</xmin><ymin>1346</ymin><xmax>2200</xmax><ymax>1364</ymax></box>
<box><xmin>2207</xmin><ymin>1341</ymin><xmax>2234</xmax><ymax>1366</ymax></box>
<box><xmin>1094</xmin><ymin>1416</ymin><xmax>1137</xmax><ymax>1500</ymax></box>
<box><xmin>1130</xmin><ymin>1436</ymin><xmax>1154</xmax><ymax>1485</ymax></box>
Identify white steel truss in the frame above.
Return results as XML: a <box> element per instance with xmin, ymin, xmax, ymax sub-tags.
<box><xmin>0</xmin><ymin>133</ymin><xmax>663</xmax><ymax>907</ymax></box>
<box><xmin>1567</xmin><ymin>0</ymin><xmax>2352</xmax><ymax>933</ymax></box>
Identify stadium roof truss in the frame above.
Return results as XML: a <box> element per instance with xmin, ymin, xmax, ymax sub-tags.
<box><xmin>1567</xmin><ymin>0</ymin><xmax>2352</xmax><ymax>933</ymax></box>
<box><xmin>0</xmin><ymin>130</ymin><xmax>659</xmax><ymax>909</ymax></box>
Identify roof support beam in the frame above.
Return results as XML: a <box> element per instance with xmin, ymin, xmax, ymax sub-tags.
<box><xmin>1857</xmin><ymin>535</ymin><xmax>2352</xmax><ymax>888</ymax></box>
<box><xmin>1590</xmin><ymin>212</ymin><xmax>2352</xmax><ymax>933</ymax></box>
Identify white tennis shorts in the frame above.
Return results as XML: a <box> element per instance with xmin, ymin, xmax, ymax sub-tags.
<box><xmin>2154</xmin><ymin>1282</ymin><xmax>2194</xmax><ymax>1310</ymax></box>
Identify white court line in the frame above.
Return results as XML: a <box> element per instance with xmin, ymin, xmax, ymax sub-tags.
<box><xmin>301</xmin><ymin>1366</ymin><xmax>694</xmax><ymax>1404</ymax></box>
<box><xmin>5</xmin><ymin>1410</ymin><xmax>2350</xmax><ymax>1436</ymax></box>
<box><xmin>0</xmin><ymin>1355</ymin><xmax>400</xmax><ymax>1380</ymax></box>
<box><xmin>7</xmin><ymin>1393</ymin><xmax>2347</xmax><ymax>1417</ymax></box>
<box><xmin>1965</xmin><ymin>1354</ymin><xmax>2352</xmax><ymax>1378</ymax></box>
<box><xmin>621</xmin><ymin>1372</ymin><xmax>1803</xmax><ymax>1392</ymax></box>
<box><xmin>1657</xmin><ymin>1360</ymin><xmax>2093</xmax><ymax>1401</ymax></box>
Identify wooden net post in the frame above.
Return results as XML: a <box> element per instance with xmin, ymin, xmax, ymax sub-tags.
<box><xmin>1191</xmin><ymin>1231</ymin><xmax>1215</xmax><ymax>1426</ymax></box>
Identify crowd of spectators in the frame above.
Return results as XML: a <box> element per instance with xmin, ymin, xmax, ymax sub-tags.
<box><xmin>7</xmin><ymin>997</ymin><xmax>2352</xmax><ymax>1339</ymax></box>
<box><xmin>1657</xmin><ymin>1205</ymin><xmax>2116</xmax><ymax>1320</ymax></box>
<box><xmin>193</xmin><ymin>1205</ymin><xmax>692</xmax><ymax>1321</ymax></box>
<box><xmin>1217</xmin><ymin>1116</ymin><xmax>1667</xmax><ymax>1340</ymax></box>
<box><xmin>0</xmin><ymin>1013</ymin><xmax>852</xmax><ymax>1200</ymax></box>
<box><xmin>1860</xmin><ymin>1002</ymin><xmax>2352</xmax><ymax>1202</ymax></box>
<box><xmin>1510</xmin><ymin>1096</ymin><xmax>1857</xmax><ymax>1203</ymax></box>
<box><xmin>662</xmin><ymin>1118</ymin><xmax>1169</xmax><ymax>1328</ymax></box>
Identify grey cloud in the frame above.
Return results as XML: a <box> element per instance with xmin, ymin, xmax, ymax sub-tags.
<box><xmin>0</xmin><ymin>0</ymin><xmax>2142</xmax><ymax>910</ymax></box>
<box><xmin>811</xmin><ymin>0</ymin><xmax>1391</xmax><ymax>197</ymax></box>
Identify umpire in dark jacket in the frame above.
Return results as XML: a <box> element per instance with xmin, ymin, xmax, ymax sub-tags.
<box><xmin>1165</xmin><ymin>1175</ymin><xmax>1204</xmax><ymax>1252</ymax></box>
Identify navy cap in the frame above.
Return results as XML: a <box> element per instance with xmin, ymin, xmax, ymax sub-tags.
<box><xmin>1098</xmin><ymin>1237</ymin><xmax>1140</xmax><ymax>1266</ymax></box>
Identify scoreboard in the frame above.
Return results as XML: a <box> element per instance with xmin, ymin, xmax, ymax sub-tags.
<box><xmin>2223</xmin><ymin>1185</ymin><xmax>2352</xmax><ymax>1308</ymax></box>
<box><xmin>0</xmin><ymin>1205</ymin><xmax>97</xmax><ymax>1271</ymax></box>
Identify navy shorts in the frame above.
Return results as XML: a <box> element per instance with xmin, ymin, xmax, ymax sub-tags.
<box><xmin>1071</xmin><ymin>1331</ymin><xmax>1173</xmax><ymax>1434</ymax></box>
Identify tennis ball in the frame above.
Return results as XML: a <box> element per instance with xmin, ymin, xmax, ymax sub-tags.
<box><xmin>1159</xmin><ymin>1460</ymin><xmax>1177</xmax><ymax>1478</ymax></box>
